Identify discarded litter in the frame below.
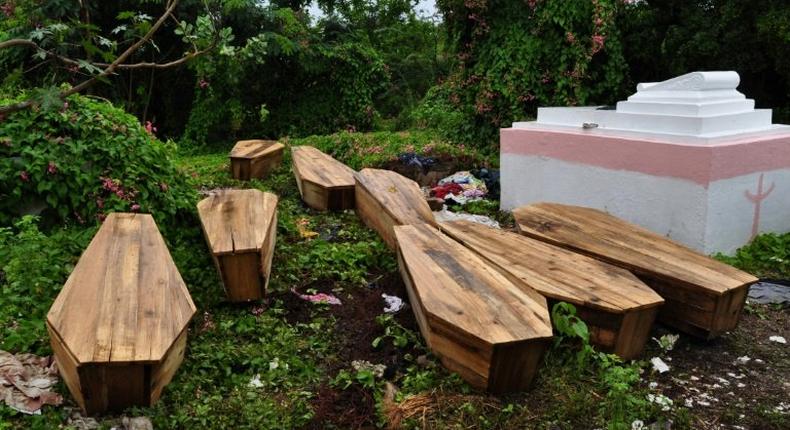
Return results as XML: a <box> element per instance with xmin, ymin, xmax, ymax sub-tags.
<box><xmin>748</xmin><ymin>280</ymin><xmax>790</xmax><ymax>305</ymax></box>
<box><xmin>249</xmin><ymin>374</ymin><xmax>264</xmax><ymax>388</ymax></box>
<box><xmin>382</xmin><ymin>294</ymin><xmax>405</xmax><ymax>314</ymax></box>
<box><xmin>472</xmin><ymin>168</ymin><xmax>500</xmax><ymax>199</ymax></box>
<box><xmin>398</xmin><ymin>152</ymin><xmax>437</xmax><ymax>170</ymax></box>
<box><xmin>351</xmin><ymin>360</ymin><xmax>386</xmax><ymax>378</ymax></box>
<box><xmin>433</xmin><ymin>208</ymin><xmax>500</xmax><ymax>229</ymax></box>
<box><xmin>291</xmin><ymin>288</ymin><xmax>342</xmax><ymax>305</ymax></box>
<box><xmin>735</xmin><ymin>355</ymin><xmax>751</xmax><ymax>365</ymax></box>
<box><xmin>296</xmin><ymin>217</ymin><xmax>319</xmax><ymax>239</ymax></box>
<box><xmin>769</xmin><ymin>335</ymin><xmax>787</xmax><ymax>344</ymax></box>
<box><xmin>646</xmin><ymin>393</ymin><xmax>673</xmax><ymax>411</ymax></box>
<box><xmin>653</xmin><ymin>333</ymin><xmax>679</xmax><ymax>352</ymax></box>
<box><xmin>650</xmin><ymin>357</ymin><xmax>670</xmax><ymax>373</ymax></box>
<box><xmin>431</xmin><ymin>171</ymin><xmax>488</xmax><ymax>205</ymax></box>
<box><xmin>0</xmin><ymin>350</ymin><xmax>62</xmax><ymax>415</ymax></box>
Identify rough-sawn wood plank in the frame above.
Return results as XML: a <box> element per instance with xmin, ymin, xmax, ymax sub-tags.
<box><xmin>394</xmin><ymin>223</ymin><xmax>552</xmax><ymax>392</ymax></box>
<box><xmin>440</xmin><ymin>220</ymin><xmax>663</xmax><ymax>359</ymax></box>
<box><xmin>513</xmin><ymin>203</ymin><xmax>758</xmax><ymax>339</ymax></box>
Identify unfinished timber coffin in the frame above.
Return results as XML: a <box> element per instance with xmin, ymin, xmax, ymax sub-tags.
<box><xmin>197</xmin><ymin>189</ymin><xmax>278</xmax><ymax>302</ymax></box>
<box><xmin>513</xmin><ymin>203</ymin><xmax>758</xmax><ymax>339</ymax></box>
<box><xmin>440</xmin><ymin>220</ymin><xmax>664</xmax><ymax>359</ymax></box>
<box><xmin>394</xmin><ymin>223</ymin><xmax>553</xmax><ymax>392</ymax></box>
<box><xmin>230</xmin><ymin>139</ymin><xmax>285</xmax><ymax>180</ymax></box>
<box><xmin>291</xmin><ymin>146</ymin><xmax>356</xmax><ymax>210</ymax></box>
<box><xmin>46</xmin><ymin>213</ymin><xmax>196</xmax><ymax>415</ymax></box>
<box><xmin>356</xmin><ymin>168</ymin><xmax>437</xmax><ymax>250</ymax></box>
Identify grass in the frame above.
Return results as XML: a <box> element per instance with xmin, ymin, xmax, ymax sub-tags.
<box><xmin>0</xmin><ymin>130</ymin><xmax>787</xmax><ymax>429</ymax></box>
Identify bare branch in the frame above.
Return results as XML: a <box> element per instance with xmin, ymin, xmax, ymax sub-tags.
<box><xmin>0</xmin><ymin>39</ymin><xmax>40</xmax><ymax>50</ymax></box>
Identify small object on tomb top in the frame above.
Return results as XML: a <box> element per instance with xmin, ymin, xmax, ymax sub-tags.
<box><xmin>230</xmin><ymin>140</ymin><xmax>284</xmax><ymax>159</ymax></box>
<box><xmin>197</xmin><ymin>189</ymin><xmax>278</xmax><ymax>255</ymax></box>
<box><xmin>291</xmin><ymin>146</ymin><xmax>356</xmax><ymax>188</ymax></box>
<box><xmin>47</xmin><ymin>213</ymin><xmax>196</xmax><ymax>364</ymax></box>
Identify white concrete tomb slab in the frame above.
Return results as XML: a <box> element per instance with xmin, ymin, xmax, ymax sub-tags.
<box><xmin>501</xmin><ymin>71</ymin><xmax>790</xmax><ymax>254</ymax></box>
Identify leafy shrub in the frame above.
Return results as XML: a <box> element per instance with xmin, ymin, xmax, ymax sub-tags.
<box><xmin>183</xmin><ymin>7</ymin><xmax>389</xmax><ymax>146</ymax></box>
<box><xmin>0</xmin><ymin>90</ymin><xmax>194</xmax><ymax>226</ymax></box>
<box><xmin>550</xmin><ymin>302</ymin><xmax>652</xmax><ymax>429</ymax></box>
<box><xmin>286</xmin><ymin>130</ymin><xmax>494</xmax><ymax>170</ymax></box>
<box><xmin>0</xmin><ymin>216</ymin><xmax>94</xmax><ymax>354</ymax></box>
<box><xmin>417</xmin><ymin>0</ymin><xmax>628</xmax><ymax>146</ymax></box>
<box><xmin>716</xmin><ymin>232</ymin><xmax>790</xmax><ymax>279</ymax></box>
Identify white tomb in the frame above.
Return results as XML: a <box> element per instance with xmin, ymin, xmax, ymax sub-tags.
<box><xmin>501</xmin><ymin>71</ymin><xmax>790</xmax><ymax>254</ymax></box>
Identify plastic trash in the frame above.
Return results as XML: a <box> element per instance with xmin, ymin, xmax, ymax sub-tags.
<box><xmin>382</xmin><ymin>294</ymin><xmax>405</xmax><ymax>313</ymax></box>
<box><xmin>433</xmin><ymin>208</ymin><xmax>500</xmax><ymax>229</ymax></box>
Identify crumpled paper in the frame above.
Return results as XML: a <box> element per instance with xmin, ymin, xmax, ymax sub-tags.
<box><xmin>0</xmin><ymin>349</ymin><xmax>63</xmax><ymax>415</ymax></box>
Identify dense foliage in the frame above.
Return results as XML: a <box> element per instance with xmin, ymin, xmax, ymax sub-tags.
<box><xmin>617</xmin><ymin>0</ymin><xmax>790</xmax><ymax>123</ymax></box>
<box><xmin>0</xmin><ymin>91</ymin><xmax>193</xmax><ymax>226</ymax></box>
<box><xmin>414</xmin><ymin>0</ymin><xmax>628</xmax><ymax>145</ymax></box>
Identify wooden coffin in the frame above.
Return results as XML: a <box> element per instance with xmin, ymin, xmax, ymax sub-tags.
<box><xmin>230</xmin><ymin>139</ymin><xmax>284</xmax><ymax>180</ymax></box>
<box><xmin>46</xmin><ymin>213</ymin><xmax>196</xmax><ymax>415</ymax></box>
<box><xmin>513</xmin><ymin>203</ymin><xmax>758</xmax><ymax>339</ymax></box>
<box><xmin>440</xmin><ymin>220</ymin><xmax>664</xmax><ymax>359</ymax></box>
<box><xmin>291</xmin><ymin>146</ymin><xmax>356</xmax><ymax>210</ymax></box>
<box><xmin>197</xmin><ymin>189</ymin><xmax>278</xmax><ymax>302</ymax></box>
<box><xmin>394</xmin><ymin>223</ymin><xmax>553</xmax><ymax>392</ymax></box>
<box><xmin>356</xmin><ymin>168</ymin><xmax>437</xmax><ymax>250</ymax></box>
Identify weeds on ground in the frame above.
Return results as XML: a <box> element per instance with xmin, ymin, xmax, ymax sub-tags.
<box><xmin>716</xmin><ymin>232</ymin><xmax>790</xmax><ymax>278</ymax></box>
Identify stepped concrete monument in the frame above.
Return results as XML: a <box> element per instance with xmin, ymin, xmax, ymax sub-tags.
<box><xmin>501</xmin><ymin>71</ymin><xmax>790</xmax><ymax>254</ymax></box>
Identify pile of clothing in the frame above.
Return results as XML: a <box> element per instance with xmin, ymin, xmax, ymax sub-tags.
<box><xmin>430</xmin><ymin>171</ymin><xmax>488</xmax><ymax>205</ymax></box>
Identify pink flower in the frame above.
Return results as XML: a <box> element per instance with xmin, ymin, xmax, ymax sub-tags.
<box><xmin>595</xmin><ymin>17</ymin><xmax>604</xmax><ymax>26</ymax></box>
<box><xmin>47</xmin><ymin>161</ymin><xmax>57</xmax><ymax>175</ymax></box>
<box><xmin>96</xmin><ymin>198</ymin><xmax>104</xmax><ymax>209</ymax></box>
<box><xmin>19</xmin><ymin>170</ymin><xmax>29</xmax><ymax>182</ymax></box>
<box><xmin>62</xmin><ymin>101</ymin><xmax>69</xmax><ymax>110</ymax></box>
<box><xmin>566</xmin><ymin>32</ymin><xmax>576</xmax><ymax>44</ymax></box>
<box><xmin>198</xmin><ymin>79</ymin><xmax>209</xmax><ymax>89</ymax></box>
<box><xmin>251</xmin><ymin>306</ymin><xmax>265</xmax><ymax>316</ymax></box>
<box><xmin>592</xmin><ymin>34</ymin><xmax>606</xmax><ymax>53</ymax></box>
<box><xmin>144</xmin><ymin>121</ymin><xmax>157</xmax><ymax>135</ymax></box>
<box><xmin>1</xmin><ymin>2</ymin><xmax>14</xmax><ymax>17</ymax></box>
<box><xmin>130</xmin><ymin>203</ymin><xmax>141</xmax><ymax>212</ymax></box>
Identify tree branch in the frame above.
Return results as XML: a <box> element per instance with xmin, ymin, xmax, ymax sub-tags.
<box><xmin>0</xmin><ymin>0</ymin><xmax>183</xmax><ymax>115</ymax></box>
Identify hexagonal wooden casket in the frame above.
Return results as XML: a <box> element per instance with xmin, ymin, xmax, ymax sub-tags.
<box><xmin>394</xmin><ymin>223</ymin><xmax>553</xmax><ymax>392</ymax></box>
<box><xmin>197</xmin><ymin>189</ymin><xmax>278</xmax><ymax>302</ymax></box>
<box><xmin>230</xmin><ymin>139</ymin><xmax>285</xmax><ymax>181</ymax></box>
<box><xmin>355</xmin><ymin>168</ymin><xmax>437</xmax><ymax>250</ymax></box>
<box><xmin>46</xmin><ymin>213</ymin><xmax>196</xmax><ymax>415</ymax></box>
<box><xmin>291</xmin><ymin>146</ymin><xmax>356</xmax><ymax>211</ymax></box>
<box><xmin>513</xmin><ymin>203</ymin><xmax>758</xmax><ymax>339</ymax></box>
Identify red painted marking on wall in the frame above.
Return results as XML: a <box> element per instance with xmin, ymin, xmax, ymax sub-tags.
<box><xmin>744</xmin><ymin>173</ymin><xmax>775</xmax><ymax>240</ymax></box>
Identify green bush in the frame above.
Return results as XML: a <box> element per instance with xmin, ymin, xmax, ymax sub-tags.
<box><xmin>286</xmin><ymin>130</ymin><xmax>494</xmax><ymax>170</ymax></box>
<box><xmin>416</xmin><ymin>0</ymin><xmax>628</xmax><ymax>146</ymax></box>
<box><xmin>0</xmin><ymin>216</ymin><xmax>94</xmax><ymax>354</ymax></box>
<box><xmin>0</xmin><ymin>91</ymin><xmax>194</xmax><ymax>226</ymax></box>
<box><xmin>182</xmin><ymin>7</ymin><xmax>390</xmax><ymax>146</ymax></box>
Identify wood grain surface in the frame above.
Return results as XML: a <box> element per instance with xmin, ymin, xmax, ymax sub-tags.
<box><xmin>395</xmin><ymin>223</ymin><xmax>552</xmax><ymax>392</ymax></box>
<box><xmin>47</xmin><ymin>213</ymin><xmax>196</xmax><ymax>364</ymax></box>
<box><xmin>513</xmin><ymin>203</ymin><xmax>757</xmax><ymax>338</ymax></box>
<box><xmin>291</xmin><ymin>146</ymin><xmax>356</xmax><ymax>210</ymax></box>
<box><xmin>356</xmin><ymin>168</ymin><xmax>436</xmax><ymax>249</ymax></box>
